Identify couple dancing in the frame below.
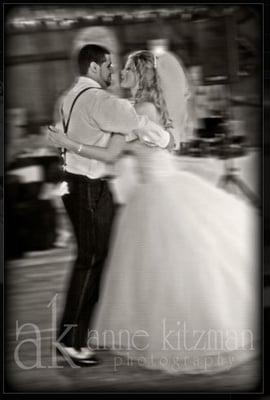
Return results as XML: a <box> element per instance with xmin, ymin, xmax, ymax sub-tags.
<box><xmin>48</xmin><ymin>45</ymin><xmax>259</xmax><ymax>375</ymax></box>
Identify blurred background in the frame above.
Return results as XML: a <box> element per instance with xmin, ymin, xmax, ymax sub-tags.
<box><xmin>4</xmin><ymin>4</ymin><xmax>264</xmax><ymax>393</ymax></box>
<box><xmin>5</xmin><ymin>4</ymin><xmax>261</xmax><ymax>256</ymax></box>
<box><xmin>5</xmin><ymin>5</ymin><xmax>261</xmax><ymax>140</ymax></box>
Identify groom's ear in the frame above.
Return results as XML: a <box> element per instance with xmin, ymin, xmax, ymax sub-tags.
<box><xmin>89</xmin><ymin>61</ymin><xmax>99</xmax><ymax>74</ymax></box>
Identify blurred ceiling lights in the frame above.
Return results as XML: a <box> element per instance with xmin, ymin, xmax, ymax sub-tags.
<box><xmin>5</xmin><ymin>5</ymin><xmax>244</xmax><ymax>34</ymax></box>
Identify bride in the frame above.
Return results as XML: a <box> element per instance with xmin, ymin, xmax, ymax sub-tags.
<box><xmin>48</xmin><ymin>50</ymin><xmax>260</xmax><ymax>375</ymax></box>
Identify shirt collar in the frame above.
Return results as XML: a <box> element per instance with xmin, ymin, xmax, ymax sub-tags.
<box><xmin>77</xmin><ymin>76</ymin><xmax>101</xmax><ymax>88</ymax></box>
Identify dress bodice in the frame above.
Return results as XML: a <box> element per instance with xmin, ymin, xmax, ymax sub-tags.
<box><xmin>130</xmin><ymin>141</ymin><xmax>177</xmax><ymax>182</ymax></box>
<box><xmin>125</xmin><ymin>102</ymin><xmax>178</xmax><ymax>182</ymax></box>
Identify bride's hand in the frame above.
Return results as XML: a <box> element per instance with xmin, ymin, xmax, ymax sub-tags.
<box><xmin>166</xmin><ymin>129</ymin><xmax>176</xmax><ymax>152</ymax></box>
<box><xmin>47</xmin><ymin>125</ymin><xmax>69</xmax><ymax>148</ymax></box>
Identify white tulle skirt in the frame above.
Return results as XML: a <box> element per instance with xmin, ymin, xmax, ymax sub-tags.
<box><xmin>91</xmin><ymin>169</ymin><xmax>260</xmax><ymax>375</ymax></box>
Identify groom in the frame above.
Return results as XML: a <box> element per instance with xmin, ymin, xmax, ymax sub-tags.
<box><xmin>55</xmin><ymin>44</ymin><xmax>167</xmax><ymax>366</ymax></box>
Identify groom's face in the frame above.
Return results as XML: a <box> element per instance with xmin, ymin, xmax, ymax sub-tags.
<box><xmin>98</xmin><ymin>54</ymin><xmax>113</xmax><ymax>88</ymax></box>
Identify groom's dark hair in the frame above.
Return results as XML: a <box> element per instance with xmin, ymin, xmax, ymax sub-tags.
<box><xmin>78</xmin><ymin>44</ymin><xmax>110</xmax><ymax>76</ymax></box>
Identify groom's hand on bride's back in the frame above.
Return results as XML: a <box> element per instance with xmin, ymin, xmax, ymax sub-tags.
<box><xmin>47</xmin><ymin>125</ymin><xmax>64</xmax><ymax>148</ymax></box>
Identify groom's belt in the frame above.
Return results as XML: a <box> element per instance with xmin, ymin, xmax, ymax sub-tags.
<box><xmin>64</xmin><ymin>171</ymin><xmax>114</xmax><ymax>183</ymax></box>
<box><xmin>101</xmin><ymin>175</ymin><xmax>115</xmax><ymax>181</ymax></box>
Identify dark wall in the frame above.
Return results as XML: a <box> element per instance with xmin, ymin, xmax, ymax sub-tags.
<box><xmin>6</xmin><ymin>29</ymin><xmax>77</xmax><ymax>125</ymax></box>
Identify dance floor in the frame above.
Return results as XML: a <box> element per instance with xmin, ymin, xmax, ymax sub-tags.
<box><xmin>5</xmin><ymin>150</ymin><xmax>263</xmax><ymax>393</ymax></box>
<box><xmin>5</xmin><ymin>247</ymin><xmax>261</xmax><ymax>393</ymax></box>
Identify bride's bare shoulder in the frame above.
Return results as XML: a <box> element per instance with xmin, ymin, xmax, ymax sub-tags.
<box><xmin>134</xmin><ymin>101</ymin><xmax>159</xmax><ymax>123</ymax></box>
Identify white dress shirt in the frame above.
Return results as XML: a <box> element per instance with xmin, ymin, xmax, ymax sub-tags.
<box><xmin>57</xmin><ymin>76</ymin><xmax>170</xmax><ymax>179</ymax></box>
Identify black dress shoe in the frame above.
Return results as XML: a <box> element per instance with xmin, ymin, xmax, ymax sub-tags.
<box><xmin>71</xmin><ymin>355</ymin><xmax>100</xmax><ymax>367</ymax></box>
<box><xmin>56</xmin><ymin>343</ymin><xmax>99</xmax><ymax>367</ymax></box>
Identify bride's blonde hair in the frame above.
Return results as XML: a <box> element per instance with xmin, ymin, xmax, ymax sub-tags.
<box><xmin>128</xmin><ymin>50</ymin><xmax>173</xmax><ymax>130</ymax></box>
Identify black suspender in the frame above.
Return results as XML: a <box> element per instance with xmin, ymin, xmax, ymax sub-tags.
<box><xmin>59</xmin><ymin>86</ymin><xmax>101</xmax><ymax>169</ymax></box>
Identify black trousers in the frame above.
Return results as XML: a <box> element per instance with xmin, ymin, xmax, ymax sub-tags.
<box><xmin>58</xmin><ymin>171</ymin><xmax>115</xmax><ymax>349</ymax></box>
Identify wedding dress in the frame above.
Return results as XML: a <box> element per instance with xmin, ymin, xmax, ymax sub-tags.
<box><xmin>90</xmin><ymin>132</ymin><xmax>260</xmax><ymax>375</ymax></box>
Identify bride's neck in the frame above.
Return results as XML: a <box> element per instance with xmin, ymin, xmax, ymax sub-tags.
<box><xmin>130</xmin><ymin>87</ymin><xmax>136</xmax><ymax>99</ymax></box>
<box><xmin>130</xmin><ymin>82</ymin><xmax>139</xmax><ymax>99</ymax></box>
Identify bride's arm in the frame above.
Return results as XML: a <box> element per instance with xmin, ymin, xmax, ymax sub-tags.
<box><xmin>126</xmin><ymin>102</ymin><xmax>172</xmax><ymax>149</ymax></box>
<box><xmin>134</xmin><ymin>102</ymin><xmax>159</xmax><ymax>122</ymax></box>
<box><xmin>48</xmin><ymin>127</ymin><xmax>127</xmax><ymax>163</ymax></box>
